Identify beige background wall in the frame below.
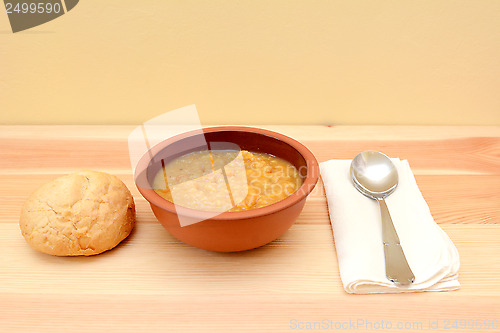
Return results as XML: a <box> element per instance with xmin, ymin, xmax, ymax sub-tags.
<box><xmin>1</xmin><ymin>0</ymin><xmax>499</xmax><ymax>125</ymax></box>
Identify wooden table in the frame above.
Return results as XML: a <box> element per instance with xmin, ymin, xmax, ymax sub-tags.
<box><xmin>1</xmin><ymin>126</ymin><xmax>499</xmax><ymax>333</ymax></box>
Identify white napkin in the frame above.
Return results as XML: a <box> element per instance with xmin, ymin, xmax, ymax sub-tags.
<box><xmin>320</xmin><ymin>158</ymin><xmax>460</xmax><ymax>294</ymax></box>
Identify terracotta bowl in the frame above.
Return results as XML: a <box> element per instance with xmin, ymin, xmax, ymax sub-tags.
<box><xmin>135</xmin><ymin>126</ymin><xmax>319</xmax><ymax>252</ymax></box>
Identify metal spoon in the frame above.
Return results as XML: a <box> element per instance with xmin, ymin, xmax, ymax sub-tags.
<box><xmin>350</xmin><ymin>151</ymin><xmax>415</xmax><ymax>286</ymax></box>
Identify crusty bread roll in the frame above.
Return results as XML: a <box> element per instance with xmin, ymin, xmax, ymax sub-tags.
<box><xmin>20</xmin><ymin>171</ymin><xmax>135</xmax><ymax>256</ymax></box>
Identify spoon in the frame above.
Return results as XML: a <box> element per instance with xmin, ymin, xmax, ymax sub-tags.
<box><xmin>350</xmin><ymin>151</ymin><xmax>415</xmax><ymax>286</ymax></box>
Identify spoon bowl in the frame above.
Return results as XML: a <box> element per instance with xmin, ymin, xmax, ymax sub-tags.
<box><xmin>350</xmin><ymin>151</ymin><xmax>398</xmax><ymax>198</ymax></box>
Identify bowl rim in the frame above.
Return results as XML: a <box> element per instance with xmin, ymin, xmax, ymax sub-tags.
<box><xmin>135</xmin><ymin>126</ymin><xmax>319</xmax><ymax>221</ymax></box>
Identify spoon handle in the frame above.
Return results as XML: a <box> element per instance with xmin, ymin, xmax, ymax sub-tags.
<box><xmin>378</xmin><ymin>199</ymin><xmax>415</xmax><ymax>286</ymax></box>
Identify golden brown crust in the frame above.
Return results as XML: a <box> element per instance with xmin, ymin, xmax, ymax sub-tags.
<box><xmin>19</xmin><ymin>171</ymin><xmax>135</xmax><ymax>256</ymax></box>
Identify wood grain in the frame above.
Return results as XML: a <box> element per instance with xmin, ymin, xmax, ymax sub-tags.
<box><xmin>0</xmin><ymin>125</ymin><xmax>499</xmax><ymax>333</ymax></box>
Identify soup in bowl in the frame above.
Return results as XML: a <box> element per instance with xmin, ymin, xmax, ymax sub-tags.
<box><xmin>135</xmin><ymin>126</ymin><xmax>319</xmax><ymax>252</ymax></box>
<box><xmin>152</xmin><ymin>149</ymin><xmax>304</xmax><ymax>212</ymax></box>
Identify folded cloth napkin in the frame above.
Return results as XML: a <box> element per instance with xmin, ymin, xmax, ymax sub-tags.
<box><xmin>320</xmin><ymin>158</ymin><xmax>460</xmax><ymax>294</ymax></box>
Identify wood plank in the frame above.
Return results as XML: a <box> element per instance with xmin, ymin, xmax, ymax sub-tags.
<box><xmin>307</xmin><ymin>137</ymin><xmax>500</xmax><ymax>175</ymax></box>
<box><xmin>0</xmin><ymin>223</ymin><xmax>339</xmax><ymax>295</ymax></box>
<box><xmin>2</xmin><ymin>224</ymin><xmax>500</xmax><ymax>297</ymax></box>
<box><xmin>1</xmin><ymin>126</ymin><xmax>499</xmax><ymax>174</ymax></box>
<box><xmin>0</xmin><ymin>293</ymin><xmax>499</xmax><ymax>333</ymax></box>
<box><xmin>1</xmin><ymin>175</ymin><xmax>497</xmax><ymax>225</ymax></box>
<box><xmin>2</xmin><ymin>125</ymin><xmax>499</xmax><ymax>140</ymax></box>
